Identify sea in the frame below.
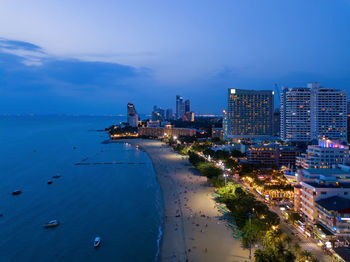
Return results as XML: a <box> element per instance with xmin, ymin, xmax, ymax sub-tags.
<box><xmin>0</xmin><ymin>116</ymin><xmax>163</xmax><ymax>262</ymax></box>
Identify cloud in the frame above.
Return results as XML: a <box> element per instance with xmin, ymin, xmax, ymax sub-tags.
<box><xmin>0</xmin><ymin>38</ymin><xmax>49</xmax><ymax>66</ymax></box>
<box><xmin>0</xmin><ymin>38</ymin><xmax>158</xmax><ymax>114</ymax></box>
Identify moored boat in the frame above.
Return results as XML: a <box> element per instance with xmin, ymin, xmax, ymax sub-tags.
<box><xmin>94</xmin><ymin>237</ymin><xmax>101</xmax><ymax>248</ymax></box>
<box><xmin>44</xmin><ymin>220</ymin><xmax>60</xmax><ymax>228</ymax></box>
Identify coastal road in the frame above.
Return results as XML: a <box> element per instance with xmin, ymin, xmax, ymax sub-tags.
<box><xmin>244</xmin><ymin>184</ymin><xmax>332</xmax><ymax>262</ymax></box>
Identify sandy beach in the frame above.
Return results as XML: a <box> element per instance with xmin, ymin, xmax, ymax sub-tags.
<box><xmin>120</xmin><ymin>139</ymin><xmax>251</xmax><ymax>262</ymax></box>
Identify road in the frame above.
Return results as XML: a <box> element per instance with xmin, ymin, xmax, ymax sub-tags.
<box><xmin>243</xmin><ymin>182</ymin><xmax>333</xmax><ymax>262</ymax></box>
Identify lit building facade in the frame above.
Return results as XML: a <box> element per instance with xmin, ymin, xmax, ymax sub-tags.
<box><xmin>227</xmin><ymin>89</ymin><xmax>274</xmax><ymax>138</ymax></box>
<box><xmin>165</xmin><ymin>108</ymin><xmax>174</xmax><ymax>121</ymax></box>
<box><xmin>296</xmin><ymin>139</ymin><xmax>350</xmax><ymax>169</ymax></box>
<box><xmin>300</xmin><ymin>178</ymin><xmax>350</xmax><ymax>223</ymax></box>
<box><xmin>152</xmin><ymin>105</ymin><xmax>165</xmax><ymax>122</ymax></box>
<box><xmin>127</xmin><ymin>103</ymin><xmax>139</xmax><ymax>127</ymax></box>
<box><xmin>222</xmin><ymin>110</ymin><xmax>228</xmax><ymax>140</ymax></box>
<box><xmin>247</xmin><ymin>144</ymin><xmax>301</xmax><ymax>167</ymax></box>
<box><xmin>212</xmin><ymin>127</ymin><xmax>223</xmax><ymax>140</ymax></box>
<box><xmin>280</xmin><ymin>87</ymin><xmax>311</xmax><ymax>142</ymax></box>
<box><xmin>176</xmin><ymin>95</ymin><xmax>185</xmax><ymax>120</ymax></box>
<box><xmin>299</xmin><ymin>167</ymin><xmax>350</xmax><ymax>183</ymax></box>
<box><xmin>310</xmin><ymin>83</ymin><xmax>347</xmax><ymax>142</ymax></box>
<box><xmin>280</xmin><ymin>83</ymin><xmax>347</xmax><ymax>142</ymax></box>
<box><xmin>316</xmin><ymin>196</ymin><xmax>350</xmax><ymax>236</ymax></box>
<box><xmin>138</xmin><ymin>125</ymin><xmax>196</xmax><ymax>137</ymax></box>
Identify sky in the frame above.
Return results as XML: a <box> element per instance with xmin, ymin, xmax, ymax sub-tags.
<box><xmin>0</xmin><ymin>0</ymin><xmax>350</xmax><ymax>115</ymax></box>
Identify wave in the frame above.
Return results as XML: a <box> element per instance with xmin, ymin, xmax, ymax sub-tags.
<box><xmin>155</xmin><ymin>222</ymin><xmax>163</xmax><ymax>262</ymax></box>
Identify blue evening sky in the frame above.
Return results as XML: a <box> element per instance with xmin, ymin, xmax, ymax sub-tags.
<box><xmin>0</xmin><ymin>0</ymin><xmax>349</xmax><ymax>115</ymax></box>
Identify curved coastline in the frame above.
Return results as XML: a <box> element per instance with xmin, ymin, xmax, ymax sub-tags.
<box><xmin>118</xmin><ymin>139</ymin><xmax>251</xmax><ymax>262</ymax></box>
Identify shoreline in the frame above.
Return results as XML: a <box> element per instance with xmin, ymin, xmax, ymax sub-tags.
<box><xmin>117</xmin><ymin>139</ymin><xmax>251</xmax><ymax>262</ymax></box>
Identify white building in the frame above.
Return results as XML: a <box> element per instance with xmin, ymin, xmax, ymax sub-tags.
<box><xmin>315</xmin><ymin>196</ymin><xmax>350</xmax><ymax>237</ymax></box>
<box><xmin>310</xmin><ymin>83</ymin><xmax>347</xmax><ymax>142</ymax></box>
<box><xmin>296</xmin><ymin>138</ymin><xmax>350</xmax><ymax>169</ymax></box>
<box><xmin>176</xmin><ymin>95</ymin><xmax>185</xmax><ymax>120</ymax></box>
<box><xmin>299</xmin><ymin>167</ymin><xmax>350</xmax><ymax>183</ymax></box>
<box><xmin>280</xmin><ymin>83</ymin><xmax>347</xmax><ymax>142</ymax></box>
<box><xmin>127</xmin><ymin>103</ymin><xmax>139</xmax><ymax>127</ymax></box>
<box><xmin>300</xmin><ymin>177</ymin><xmax>350</xmax><ymax>223</ymax></box>
<box><xmin>280</xmin><ymin>86</ymin><xmax>311</xmax><ymax>142</ymax></box>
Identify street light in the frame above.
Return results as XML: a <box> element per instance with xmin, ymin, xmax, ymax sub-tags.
<box><xmin>248</xmin><ymin>211</ymin><xmax>252</xmax><ymax>260</ymax></box>
<box><xmin>223</xmin><ymin>173</ymin><xmax>229</xmax><ymax>199</ymax></box>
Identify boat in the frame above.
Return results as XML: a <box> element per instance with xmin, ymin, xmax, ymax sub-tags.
<box><xmin>44</xmin><ymin>220</ymin><xmax>60</xmax><ymax>228</ymax></box>
<box><xmin>52</xmin><ymin>175</ymin><xmax>61</xmax><ymax>179</ymax></box>
<box><xmin>47</xmin><ymin>180</ymin><xmax>53</xmax><ymax>184</ymax></box>
<box><xmin>12</xmin><ymin>190</ymin><xmax>22</xmax><ymax>195</ymax></box>
<box><xmin>94</xmin><ymin>237</ymin><xmax>101</xmax><ymax>248</ymax></box>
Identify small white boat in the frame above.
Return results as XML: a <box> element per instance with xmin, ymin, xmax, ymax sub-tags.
<box><xmin>44</xmin><ymin>220</ymin><xmax>60</xmax><ymax>228</ymax></box>
<box><xmin>94</xmin><ymin>237</ymin><xmax>101</xmax><ymax>248</ymax></box>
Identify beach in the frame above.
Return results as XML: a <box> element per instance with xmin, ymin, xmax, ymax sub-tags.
<box><xmin>121</xmin><ymin>139</ymin><xmax>251</xmax><ymax>262</ymax></box>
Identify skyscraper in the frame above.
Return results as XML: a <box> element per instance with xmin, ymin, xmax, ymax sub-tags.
<box><xmin>222</xmin><ymin>109</ymin><xmax>228</xmax><ymax>140</ymax></box>
<box><xmin>127</xmin><ymin>103</ymin><xmax>139</xmax><ymax>127</ymax></box>
<box><xmin>165</xmin><ymin>108</ymin><xmax>174</xmax><ymax>121</ymax></box>
<box><xmin>226</xmin><ymin>89</ymin><xmax>274</xmax><ymax>138</ymax></box>
<box><xmin>310</xmin><ymin>83</ymin><xmax>347</xmax><ymax>142</ymax></box>
<box><xmin>176</xmin><ymin>95</ymin><xmax>184</xmax><ymax>120</ymax></box>
<box><xmin>273</xmin><ymin>108</ymin><xmax>281</xmax><ymax>137</ymax></box>
<box><xmin>152</xmin><ymin>105</ymin><xmax>165</xmax><ymax>122</ymax></box>
<box><xmin>280</xmin><ymin>87</ymin><xmax>311</xmax><ymax>142</ymax></box>
<box><xmin>347</xmin><ymin>101</ymin><xmax>350</xmax><ymax>143</ymax></box>
<box><xmin>280</xmin><ymin>83</ymin><xmax>347</xmax><ymax>142</ymax></box>
<box><xmin>185</xmin><ymin>99</ymin><xmax>190</xmax><ymax>114</ymax></box>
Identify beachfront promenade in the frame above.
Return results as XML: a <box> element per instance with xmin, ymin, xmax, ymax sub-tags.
<box><xmin>123</xmin><ymin>139</ymin><xmax>251</xmax><ymax>262</ymax></box>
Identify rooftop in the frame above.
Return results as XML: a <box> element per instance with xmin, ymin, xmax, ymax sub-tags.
<box><xmin>316</xmin><ymin>196</ymin><xmax>350</xmax><ymax>212</ymax></box>
<box><xmin>304</xmin><ymin>181</ymin><xmax>350</xmax><ymax>188</ymax></box>
<box><xmin>305</xmin><ymin>169</ymin><xmax>350</xmax><ymax>175</ymax></box>
<box><xmin>335</xmin><ymin>247</ymin><xmax>350</xmax><ymax>262</ymax></box>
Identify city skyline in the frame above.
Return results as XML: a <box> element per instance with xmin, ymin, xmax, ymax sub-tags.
<box><xmin>1</xmin><ymin>1</ymin><xmax>350</xmax><ymax>114</ymax></box>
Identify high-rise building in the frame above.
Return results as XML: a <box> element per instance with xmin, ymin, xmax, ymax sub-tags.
<box><xmin>166</xmin><ymin>108</ymin><xmax>174</xmax><ymax>121</ymax></box>
<box><xmin>222</xmin><ymin>110</ymin><xmax>228</xmax><ymax>140</ymax></box>
<box><xmin>176</xmin><ymin>95</ymin><xmax>184</xmax><ymax>120</ymax></box>
<box><xmin>152</xmin><ymin>105</ymin><xmax>165</xmax><ymax>122</ymax></box>
<box><xmin>300</xmin><ymin>178</ymin><xmax>350</xmax><ymax>223</ymax></box>
<box><xmin>182</xmin><ymin>99</ymin><xmax>194</xmax><ymax>122</ymax></box>
<box><xmin>273</xmin><ymin>108</ymin><xmax>281</xmax><ymax>137</ymax></box>
<box><xmin>280</xmin><ymin>87</ymin><xmax>311</xmax><ymax>142</ymax></box>
<box><xmin>310</xmin><ymin>83</ymin><xmax>347</xmax><ymax>142</ymax></box>
<box><xmin>127</xmin><ymin>103</ymin><xmax>139</xmax><ymax>127</ymax></box>
<box><xmin>347</xmin><ymin>101</ymin><xmax>350</xmax><ymax>143</ymax></box>
<box><xmin>226</xmin><ymin>89</ymin><xmax>274</xmax><ymax>138</ymax></box>
<box><xmin>185</xmin><ymin>99</ymin><xmax>190</xmax><ymax>114</ymax></box>
<box><xmin>296</xmin><ymin>138</ymin><xmax>350</xmax><ymax>169</ymax></box>
<box><xmin>281</xmin><ymin>83</ymin><xmax>347</xmax><ymax>142</ymax></box>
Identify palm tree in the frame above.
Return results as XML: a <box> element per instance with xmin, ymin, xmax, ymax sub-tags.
<box><xmin>293</xmin><ymin>242</ymin><xmax>301</xmax><ymax>254</ymax></box>
<box><xmin>299</xmin><ymin>251</ymin><xmax>313</xmax><ymax>262</ymax></box>
<box><xmin>254</xmin><ymin>249</ymin><xmax>269</xmax><ymax>262</ymax></box>
<box><xmin>276</xmin><ymin>241</ymin><xmax>286</xmax><ymax>257</ymax></box>
<box><xmin>284</xmin><ymin>235</ymin><xmax>293</xmax><ymax>249</ymax></box>
<box><xmin>282</xmin><ymin>250</ymin><xmax>296</xmax><ymax>262</ymax></box>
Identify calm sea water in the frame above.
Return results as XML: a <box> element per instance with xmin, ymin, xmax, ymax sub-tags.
<box><xmin>0</xmin><ymin>116</ymin><xmax>163</xmax><ymax>262</ymax></box>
